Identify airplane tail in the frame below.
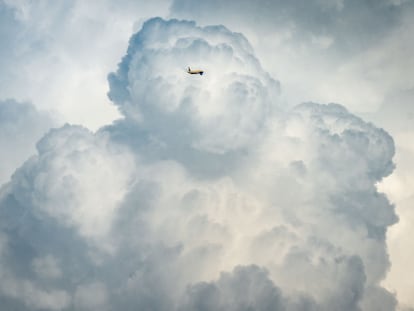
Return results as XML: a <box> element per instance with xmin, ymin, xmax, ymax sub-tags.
<box><xmin>187</xmin><ymin>67</ymin><xmax>191</xmax><ymax>72</ymax></box>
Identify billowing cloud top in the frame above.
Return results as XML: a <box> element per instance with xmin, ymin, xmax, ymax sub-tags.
<box><xmin>0</xmin><ymin>18</ymin><xmax>399</xmax><ymax>311</ymax></box>
<box><xmin>108</xmin><ymin>17</ymin><xmax>280</xmax><ymax>154</ymax></box>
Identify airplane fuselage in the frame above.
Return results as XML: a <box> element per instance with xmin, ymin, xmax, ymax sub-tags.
<box><xmin>187</xmin><ymin>67</ymin><xmax>204</xmax><ymax>75</ymax></box>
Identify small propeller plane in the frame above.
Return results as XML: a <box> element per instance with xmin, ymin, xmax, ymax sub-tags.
<box><xmin>187</xmin><ymin>67</ymin><xmax>204</xmax><ymax>75</ymax></box>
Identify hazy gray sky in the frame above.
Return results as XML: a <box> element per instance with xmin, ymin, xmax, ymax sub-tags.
<box><xmin>1</xmin><ymin>1</ymin><xmax>413</xmax><ymax>310</ymax></box>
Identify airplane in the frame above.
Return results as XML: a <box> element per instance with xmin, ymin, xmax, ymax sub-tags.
<box><xmin>187</xmin><ymin>67</ymin><xmax>204</xmax><ymax>75</ymax></box>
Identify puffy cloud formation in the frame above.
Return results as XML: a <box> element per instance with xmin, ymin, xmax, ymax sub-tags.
<box><xmin>169</xmin><ymin>1</ymin><xmax>414</xmax><ymax>307</ymax></box>
<box><xmin>108</xmin><ymin>18</ymin><xmax>279</xmax><ymax>154</ymax></box>
<box><xmin>0</xmin><ymin>18</ymin><xmax>398</xmax><ymax>310</ymax></box>
<box><xmin>170</xmin><ymin>0</ymin><xmax>414</xmax><ymax>114</ymax></box>
<box><xmin>0</xmin><ymin>99</ymin><xmax>55</xmax><ymax>185</ymax></box>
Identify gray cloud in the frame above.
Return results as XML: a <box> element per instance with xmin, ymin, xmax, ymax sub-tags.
<box><xmin>0</xmin><ymin>99</ymin><xmax>56</xmax><ymax>185</ymax></box>
<box><xmin>179</xmin><ymin>265</ymin><xmax>287</xmax><ymax>311</ymax></box>
<box><xmin>0</xmin><ymin>0</ymin><xmax>171</xmax><ymax>129</ymax></box>
<box><xmin>179</xmin><ymin>260</ymin><xmax>367</xmax><ymax>311</ymax></box>
<box><xmin>0</xmin><ymin>17</ymin><xmax>399</xmax><ymax>310</ymax></box>
<box><xmin>171</xmin><ymin>0</ymin><xmax>410</xmax><ymax>53</ymax></box>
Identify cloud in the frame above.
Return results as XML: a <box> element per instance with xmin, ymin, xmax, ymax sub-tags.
<box><xmin>74</xmin><ymin>282</ymin><xmax>109</xmax><ymax>311</ymax></box>
<box><xmin>0</xmin><ymin>99</ymin><xmax>56</xmax><ymax>185</ymax></box>
<box><xmin>0</xmin><ymin>0</ymin><xmax>171</xmax><ymax>130</ymax></box>
<box><xmin>171</xmin><ymin>0</ymin><xmax>404</xmax><ymax>52</ymax></box>
<box><xmin>170</xmin><ymin>0</ymin><xmax>414</xmax><ymax>115</ymax></box>
<box><xmin>108</xmin><ymin>17</ymin><xmax>280</xmax><ymax>155</ymax></box>
<box><xmin>374</xmin><ymin>88</ymin><xmax>414</xmax><ymax>308</ymax></box>
<box><xmin>10</xmin><ymin>124</ymin><xmax>135</xmax><ymax>246</ymax></box>
<box><xmin>179</xmin><ymin>261</ymin><xmax>367</xmax><ymax>311</ymax></box>
<box><xmin>170</xmin><ymin>2</ymin><xmax>414</xmax><ymax>307</ymax></box>
<box><xmin>0</xmin><ymin>17</ymin><xmax>399</xmax><ymax>310</ymax></box>
<box><xmin>179</xmin><ymin>265</ymin><xmax>288</xmax><ymax>311</ymax></box>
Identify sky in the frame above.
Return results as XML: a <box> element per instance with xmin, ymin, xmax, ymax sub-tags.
<box><xmin>1</xmin><ymin>0</ymin><xmax>413</xmax><ymax>310</ymax></box>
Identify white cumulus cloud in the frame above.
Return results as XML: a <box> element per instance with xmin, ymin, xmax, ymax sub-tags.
<box><xmin>0</xmin><ymin>17</ymin><xmax>400</xmax><ymax>311</ymax></box>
